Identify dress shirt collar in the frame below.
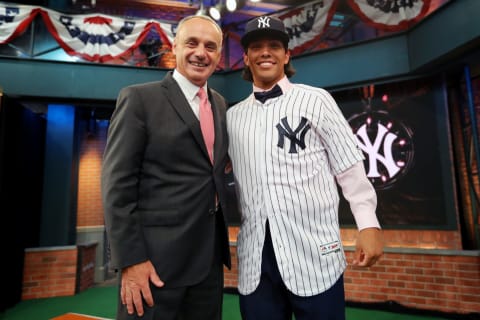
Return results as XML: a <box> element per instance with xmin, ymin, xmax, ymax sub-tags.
<box><xmin>173</xmin><ymin>69</ymin><xmax>208</xmax><ymax>102</ymax></box>
<box><xmin>251</xmin><ymin>76</ymin><xmax>292</xmax><ymax>104</ymax></box>
<box><xmin>252</xmin><ymin>75</ymin><xmax>292</xmax><ymax>94</ymax></box>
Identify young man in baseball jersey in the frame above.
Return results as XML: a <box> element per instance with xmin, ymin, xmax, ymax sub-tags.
<box><xmin>227</xmin><ymin>16</ymin><xmax>384</xmax><ymax>320</ymax></box>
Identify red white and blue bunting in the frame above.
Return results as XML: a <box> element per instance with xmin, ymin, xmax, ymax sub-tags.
<box><xmin>40</xmin><ymin>9</ymin><xmax>173</xmax><ymax>62</ymax></box>
<box><xmin>0</xmin><ymin>4</ymin><xmax>174</xmax><ymax>62</ymax></box>
<box><xmin>347</xmin><ymin>0</ymin><xmax>431</xmax><ymax>31</ymax></box>
<box><xmin>0</xmin><ymin>4</ymin><xmax>40</xmax><ymax>43</ymax></box>
<box><xmin>279</xmin><ymin>0</ymin><xmax>338</xmax><ymax>55</ymax></box>
<box><xmin>1</xmin><ymin>1</ymin><xmax>432</xmax><ymax>62</ymax></box>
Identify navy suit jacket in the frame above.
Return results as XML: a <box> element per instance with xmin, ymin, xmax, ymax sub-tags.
<box><xmin>102</xmin><ymin>72</ymin><xmax>231</xmax><ymax>288</ymax></box>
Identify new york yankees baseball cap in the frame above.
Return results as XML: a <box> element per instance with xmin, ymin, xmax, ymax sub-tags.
<box><xmin>241</xmin><ymin>16</ymin><xmax>289</xmax><ymax>49</ymax></box>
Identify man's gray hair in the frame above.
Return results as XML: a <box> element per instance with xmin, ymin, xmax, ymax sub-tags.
<box><xmin>176</xmin><ymin>15</ymin><xmax>223</xmax><ymax>45</ymax></box>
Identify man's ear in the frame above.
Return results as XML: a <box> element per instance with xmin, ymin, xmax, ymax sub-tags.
<box><xmin>284</xmin><ymin>49</ymin><xmax>290</xmax><ymax>65</ymax></box>
<box><xmin>172</xmin><ymin>40</ymin><xmax>177</xmax><ymax>55</ymax></box>
<box><xmin>243</xmin><ymin>52</ymin><xmax>249</xmax><ymax>67</ymax></box>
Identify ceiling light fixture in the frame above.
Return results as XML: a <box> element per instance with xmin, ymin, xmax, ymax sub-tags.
<box><xmin>193</xmin><ymin>0</ymin><xmax>246</xmax><ymax>21</ymax></box>
<box><xmin>195</xmin><ymin>1</ymin><xmax>207</xmax><ymax>16</ymax></box>
<box><xmin>225</xmin><ymin>0</ymin><xmax>237</xmax><ymax>12</ymax></box>
<box><xmin>209</xmin><ymin>2</ymin><xmax>226</xmax><ymax>21</ymax></box>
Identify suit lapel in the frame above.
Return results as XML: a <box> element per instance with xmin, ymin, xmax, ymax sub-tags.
<box><xmin>161</xmin><ymin>72</ymin><xmax>227</xmax><ymax>166</ymax></box>
<box><xmin>162</xmin><ymin>73</ymin><xmax>211</xmax><ymax>162</ymax></box>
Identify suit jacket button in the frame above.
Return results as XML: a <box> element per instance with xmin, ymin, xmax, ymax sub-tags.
<box><xmin>208</xmin><ymin>208</ymin><xmax>215</xmax><ymax>215</ymax></box>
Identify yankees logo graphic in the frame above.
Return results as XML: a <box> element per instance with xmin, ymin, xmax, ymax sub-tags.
<box><xmin>276</xmin><ymin>117</ymin><xmax>311</xmax><ymax>154</ymax></box>
<box><xmin>349</xmin><ymin>111</ymin><xmax>414</xmax><ymax>189</ymax></box>
<box><xmin>356</xmin><ymin>123</ymin><xmax>400</xmax><ymax>178</ymax></box>
<box><xmin>257</xmin><ymin>16</ymin><xmax>271</xmax><ymax>28</ymax></box>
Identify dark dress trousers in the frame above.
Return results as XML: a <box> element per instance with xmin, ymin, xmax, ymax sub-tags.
<box><xmin>102</xmin><ymin>72</ymin><xmax>231</xmax><ymax>294</ymax></box>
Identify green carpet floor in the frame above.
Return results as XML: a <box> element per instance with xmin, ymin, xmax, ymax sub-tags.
<box><xmin>1</xmin><ymin>285</ymin><xmax>451</xmax><ymax>320</ymax></box>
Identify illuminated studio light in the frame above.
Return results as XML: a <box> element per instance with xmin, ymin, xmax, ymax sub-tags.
<box><xmin>209</xmin><ymin>4</ymin><xmax>226</xmax><ymax>21</ymax></box>
<box><xmin>196</xmin><ymin>6</ymin><xmax>207</xmax><ymax>16</ymax></box>
<box><xmin>226</xmin><ymin>0</ymin><xmax>237</xmax><ymax>12</ymax></box>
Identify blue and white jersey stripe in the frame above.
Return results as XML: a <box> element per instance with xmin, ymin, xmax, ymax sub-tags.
<box><xmin>227</xmin><ymin>81</ymin><xmax>364</xmax><ymax>296</ymax></box>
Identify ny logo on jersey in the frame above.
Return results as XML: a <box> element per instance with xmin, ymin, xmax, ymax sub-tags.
<box><xmin>257</xmin><ymin>17</ymin><xmax>271</xmax><ymax>28</ymax></box>
<box><xmin>276</xmin><ymin>117</ymin><xmax>311</xmax><ymax>154</ymax></box>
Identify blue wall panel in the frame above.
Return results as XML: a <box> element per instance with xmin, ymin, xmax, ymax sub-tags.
<box><xmin>40</xmin><ymin>104</ymin><xmax>76</xmax><ymax>246</ymax></box>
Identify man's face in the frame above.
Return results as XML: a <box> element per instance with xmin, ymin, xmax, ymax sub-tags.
<box><xmin>244</xmin><ymin>38</ymin><xmax>290</xmax><ymax>90</ymax></box>
<box><xmin>173</xmin><ymin>18</ymin><xmax>222</xmax><ymax>87</ymax></box>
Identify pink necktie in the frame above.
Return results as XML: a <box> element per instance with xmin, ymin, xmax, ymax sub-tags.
<box><xmin>198</xmin><ymin>87</ymin><xmax>215</xmax><ymax>163</ymax></box>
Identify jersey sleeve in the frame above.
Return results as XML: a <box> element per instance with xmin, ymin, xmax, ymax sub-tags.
<box><xmin>316</xmin><ymin>88</ymin><xmax>364</xmax><ymax>175</ymax></box>
<box><xmin>336</xmin><ymin>162</ymin><xmax>381</xmax><ymax>230</ymax></box>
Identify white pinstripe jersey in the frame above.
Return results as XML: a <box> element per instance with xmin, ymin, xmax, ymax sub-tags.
<box><xmin>227</xmin><ymin>80</ymin><xmax>364</xmax><ymax>296</ymax></box>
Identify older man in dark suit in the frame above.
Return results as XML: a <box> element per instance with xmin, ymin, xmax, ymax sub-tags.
<box><xmin>101</xmin><ymin>15</ymin><xmax>231</xmax><ymax>320</ymax></box>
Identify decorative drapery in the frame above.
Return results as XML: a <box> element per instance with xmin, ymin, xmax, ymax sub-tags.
<box><xmin>1</xmin><ymin>3</ymin><xmax>174</xmax><ymax>62</ymax></box>
<box><xmin>0</xmin><ymin>5</ymin><xmax>41</xmax><ymax>43</ymax></box>
<box><xmin>347</xmin><ymin>0</ymin><xmax>431</xmax><ymax>31</ymax></box>
<box><xmin>280</xmin><ymin>0</ymin><xmax>338</xmax><ymax>55</ymax></box>
<box><xmin>40</xmin><ymin>9</ymin><xmax>155</xmax><ymax>62</ymax></box>
<box><xmin>0</xmin><ymin>1</ymin><xmax>433</xmax><ymax>63</ymax></box>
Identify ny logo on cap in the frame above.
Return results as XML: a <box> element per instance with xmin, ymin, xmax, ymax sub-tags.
<box><xmin>257</xmin><ymin>17</ymin><xmax>271</xmax><ymax>29</ymax></box>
